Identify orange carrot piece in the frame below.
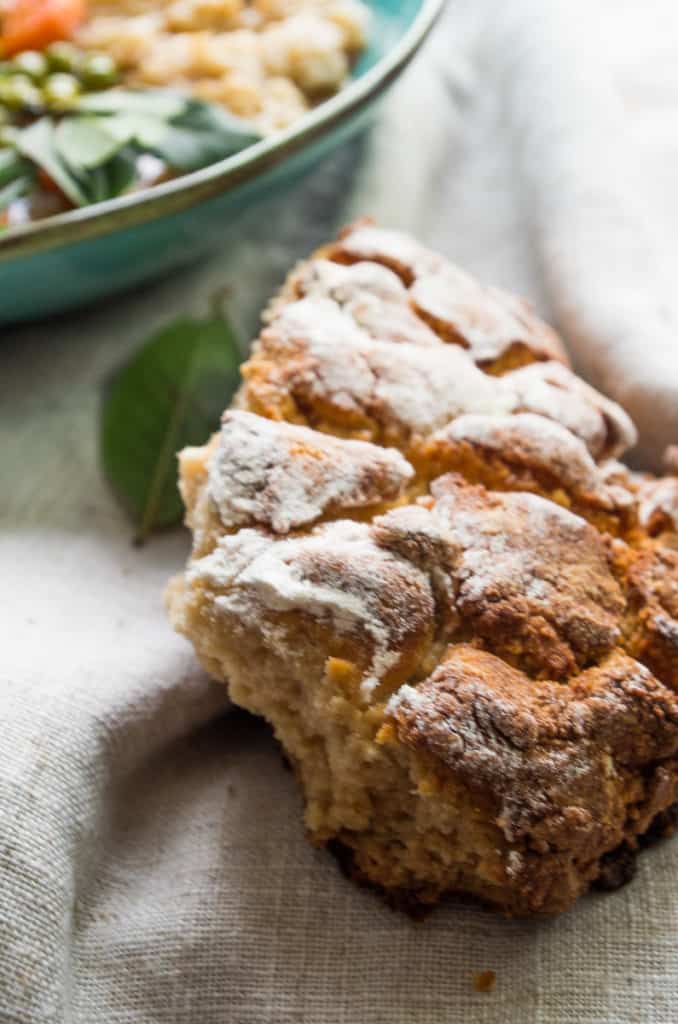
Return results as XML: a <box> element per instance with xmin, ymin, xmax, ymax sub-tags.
<box><xmin>1</xmin><ymin>0</ymin><xmax>87</xmax><ymax>57</ymax></box>
<box><xmin>37</xmin><ymin>168</ymin><xmax>65</xmax><ymax>197</ymax></box>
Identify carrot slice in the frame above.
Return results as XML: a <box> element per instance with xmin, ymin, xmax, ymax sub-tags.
<box><xmin>38</xmin><ymin>167</ymin><xmax>66</xmax><ymax>197</ymax></box>
<box><xmin>1</xmin><ymin>0</ymin><xmax>87</xmax><ymax>57</ymax></box>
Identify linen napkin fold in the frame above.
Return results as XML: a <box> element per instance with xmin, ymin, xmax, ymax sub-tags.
<box><xmin>493</xmin><ymin>1</ymin><xmax>678</xmax><ymax>470</ymax></box>
<box><xmin>2</xmin><ymin>2</ymin><xmax>678</xmax><ymax>1023</ymax></box>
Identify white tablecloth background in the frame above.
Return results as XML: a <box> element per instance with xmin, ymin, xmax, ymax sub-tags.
<box><xmin>2</xmin><ymin>1</ymin><xmax>678</xmax><ymax>1021</ymax></box>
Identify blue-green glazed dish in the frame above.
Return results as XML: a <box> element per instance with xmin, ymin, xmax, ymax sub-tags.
<box><xmin>0</xmin><ymin>0</ymin><xmax>443</xmax><ymax>324</ymax></box>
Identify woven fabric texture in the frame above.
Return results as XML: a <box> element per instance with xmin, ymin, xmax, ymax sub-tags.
<box><xmin>2</xmin><ymin>1</ymin><xmax>677</xmax><ymax>1021</ymax></box>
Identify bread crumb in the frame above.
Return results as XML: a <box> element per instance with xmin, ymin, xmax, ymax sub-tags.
<box><xmin>474</xmin><ymin>970</ymin><xmax>496</xmax><ymax>993</ymax></box>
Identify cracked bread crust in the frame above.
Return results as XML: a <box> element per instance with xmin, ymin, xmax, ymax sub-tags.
<box><xmin>421</xmin><ymin>412</ymin><xmax>636</xmax><ymax>535</ymax></box>
<box><xmin>168</xmin><ymin>221</ymin><xmax>678</xmax><ymax>916</ymax></box>
<box><xmin>277</xmin><ymin>257</ymin><xmax>444</xmax><ymax>348</ymax></box>
<box><xmin>620</xmin><ymin>543</ymin><xmax>678</xmax><ymax>688</ymax></box>
<box><xmin>328</xmin><ymin>222</ymin><xmax>567</xmax><ymax>372</ymax></box>
<box><xmin>373</xmin><ymin>474</ymin><xmax>625</xmax><ymax>680</ymax></box>
<box><xmin>207</xmin><ymin>410</ymin><xmax>413</xmax><ymax>535</ymax></box>
<box><xmin>385</xmin><ymin>647</ymin><xmax>677</xmax><ymax>913</ymax></box>
<box><xmin>184</xmin><ymin>520</ymin><xmax>436</xmax><ymax>698</ymax></box>
<box><xmin>388</xmin><ymin>648</ymin><xmax>678</xmax><ymax>842</ymax></box>
<box><xmin>242</xmin><ymin>312</ymin><xmax>635</xmax><ymax>465</ymax></box>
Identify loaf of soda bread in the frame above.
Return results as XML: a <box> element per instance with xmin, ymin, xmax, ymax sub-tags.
<box><xmin>167</xmin><ymin>222</ymin><xmax>678</xmax><ymax>915</ymax></box>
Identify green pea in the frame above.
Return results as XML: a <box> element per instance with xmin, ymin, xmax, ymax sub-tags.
<box><xmin>42</xmin><ymin>72</ymin><xmax>81</xmax><ymax>110</ymax></box>
<box><xmin>80</xmin><ymin>53</ymin><xmax>119</xmax><ymax>90</ymax></box>
<box><xmin>45</xmin><ymin>41</ymin><xmax>84</xmax><ymax>75</ymax></box>
<box><xmin>0</xmin><ymin>74</ymin><xmax>43</xmax><ymax>111</ymax></box>
<box><xmin>12</xmin><ymin>51</ymin><xmax>49</xmax><ymax>82</ymax></box>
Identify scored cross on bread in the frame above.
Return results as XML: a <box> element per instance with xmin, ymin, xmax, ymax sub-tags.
<box><xmin>167</xmin><ymin>221</ymin><xmax>678</xmax><ymax>916</ymax></box>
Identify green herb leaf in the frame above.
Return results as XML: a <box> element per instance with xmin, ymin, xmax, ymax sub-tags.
<box><xmin>77</xmin><ymin>88</ymin><xmax>187</xmax><ymax>119</ymax></box>
<box><xmin>151</xmin><ymin>99</ymin><xmax>260</xmax><ymax>171</ymax></box>
<box><xmin>102</xmin><ymin>146</ymin><xmax>138</xmax><ymax>197</ymax></box>
<box><xmin>0</xmin><ymin>172</ymin><xmax>32</xmax><ymax>212</ymax></box>
<box><xmin>81</xmin><ymin>146</ymin><xmax>137</xmax><ymax>203</ymax></box>
<box><xmin>0</xmin><ymin>148</ymin><xmax>31</xmax><ymax>188</ymax></box>
<box><xmin>83</xmin><ymin>162</ymin><xmax>107</xmax><ymax>204</ymax></box>
<box><xmin>16</xmin><ymin>117</ymin><xmax>88</xmax><ymax>206</ymax></box>
<box><xmin>178</xmin><ymin>99</ymin><xmax>259</xmax><ymax>138</ymax></box>
<box><xmin>8</xmin><ymin>91</ymin><xmax>260</xmax><ymax>214</ymax></box>
<box><xmin>0</xmin><ymin>149</ymin><xmax>34</xmax><ymax>213</ymax></box>
<box><xmin>55</xmin><ymin>116</ymin><xmax>123</xmax><ymax>170</ymax></box>
<box><xmin>0</xmin><ymin>149</ymin><xmax>21</xmax><ymax>184</ymax></box>
<box><xmin>101</xmin><ymin>314</ymin><xmax>243</xmax><ymax>542</ymax></box>
<box><xmin>102</xmin><ymin>111</ymin><xmax>170</xmax><ymax>149</ymax></box>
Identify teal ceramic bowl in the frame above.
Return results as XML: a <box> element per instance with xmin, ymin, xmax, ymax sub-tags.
<box><xmin>0</xmin><ymin>0</ymin><xmax>443</xmax><ymax>324</ymax></box>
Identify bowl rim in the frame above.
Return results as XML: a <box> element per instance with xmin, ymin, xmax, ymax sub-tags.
<box><xmin>0</xmin><ymin>0</ymin><xmax>444</xmax><ymax>263</ymax></box>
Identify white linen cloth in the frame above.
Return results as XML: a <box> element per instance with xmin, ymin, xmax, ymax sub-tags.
<box><xmin>2</xmin><ymin>1</ymin><xmax>678</xmax><ymax>1021</ymax></box>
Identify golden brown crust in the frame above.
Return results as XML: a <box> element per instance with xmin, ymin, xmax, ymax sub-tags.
<box><xmin>168</xmin><ymin>221</ymin><xmax>678</xmax><ymax>918</ymax></box>
<box><xmin>240</xmin><ymin>226</ymin><xmax>636</xmax><ymax>464</ymax></box>
<box><xmin>373</xmin><ymin>473</ymin><xmax>624</xmax><ymax>679</ymax></box>
<box><xmin>637</xmin><ymin>476</ymin><xmax>678</xmax><ymax>537</ymax></box>
<box><xmin>421</xmin><ymin>412</ymin><xmax>636</xmax><ymax>536</ymax></box>
<box><xmin>242</xmin><ymin>326</ymin><xmax>635</xmax><ymax>468</ymax></box>
<box><xmin>386</xmin><ymin>646</ymin><xmax>678</xmax><ymax>913</ymax></box>
<box><xmin>618</xmin><ymin>543</ymin><xmax>678</xmax><ymax>689</ymax></box>
<box><xmin>278</xmin><ymin>256</ymin><xmax>443</xmax><ymax>348</ymax></box>
<box><xmin>242</xmin><ymin>301</ymin><xmax>508</xmax><ymax>451</ymax></box>
<box><xmin>328</xmin><ymin>220</ymin><xmax>568</xmax><ymax>372</ymax></box>
<box><xmin>502</xmin><ymin>360</ymin><xmax>637</xmax><ymax>461</ymax></box>
<box><xmin>208</xmin><ymin>410</ymin><xmax>414</xmax><ymax>534</ymax></box>
<box><xmin>388</xmin><ymin>647</ymin><xmax>678</xmax><ymax>838</ymax></box>
<box><xmin>179</xmin><ymin>519</ymin><xmax>436</xmax><ymax>698</ymax></box>
<box><xmin>410</xmin><ymin>273</ymin><xmax>566</xmax><ymax>371</ymax></box>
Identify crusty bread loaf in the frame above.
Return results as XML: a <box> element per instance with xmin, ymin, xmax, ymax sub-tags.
<box><xmin>167</xmin><ymin>221</ymin><xmax>678</xmax><ymax>916</ymax></box>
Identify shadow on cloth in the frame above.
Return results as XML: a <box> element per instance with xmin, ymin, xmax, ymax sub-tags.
<box><xmin>68</xmin><ymin>708</ymin><xmax>574</xmax><ymax>1023</ymax></box>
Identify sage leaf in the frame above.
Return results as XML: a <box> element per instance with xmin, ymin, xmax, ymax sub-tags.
<box><xmin>55</xmin><ymin>116</ymin><xmax>123</xmax><ymax>170</ymax></box>
<box><xmin>0</xmin><ymin>149</ymin><xmax>34</xmax><ymax>213</ymax></box>
<box><xmin>83</xmin><ymin>163</ymin><xmax>109</xmax><ymax>204</ymax></box>
<box><xmin>101</xmin><ymin>314</ymin><xmax>243</xmax><ymax>542</ymax></box>
<box><xmin>0</xmin><ymin>148</ymin><xmax>29</xmax><ymax>187</ymax></box>
<box><xmin>77</xmin><ymin>89</ymin><xmax>187</xmax><ymax>119</ymax></box>
<box><xmin>16</xmin><ymin>117</ymin><xmax>88</xmax><ymax>206</ymax></box>
<box><xmin>149</xmin><ymin>125</ymin><xmax>235</xmax><ymax>171</ymax></box>
<box><xmin>0</xmin><ymin>173</ymin><xmax>32</xmax><ymax>212</ymax></box>
<box><xmin>82</xmin><ymin>147</ymin><xmax>137</xmax><ymax>203</ymax></box>
<box><xmin>100</xmin><ymin>147</ymin><xmax>138</xmax><ymax>198</ymax></box>
<box><xmin>145</xmin><ymin>125</ymin><xmax>209</xmax><ymax>172</ymax></box>
<box><xmin>178</xmin><ymin>99</ymin><xmax>259</xmax><ymax>138</ymax></box>
<box><xmin>151</xmin><ymin>101</ymin><xmax>260</xmax><ymax>171</ymax></box>
<box><xmin>103</xmin><ymin>111</ymin><xmax>170</xmax><ymax>149</ymax></box>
